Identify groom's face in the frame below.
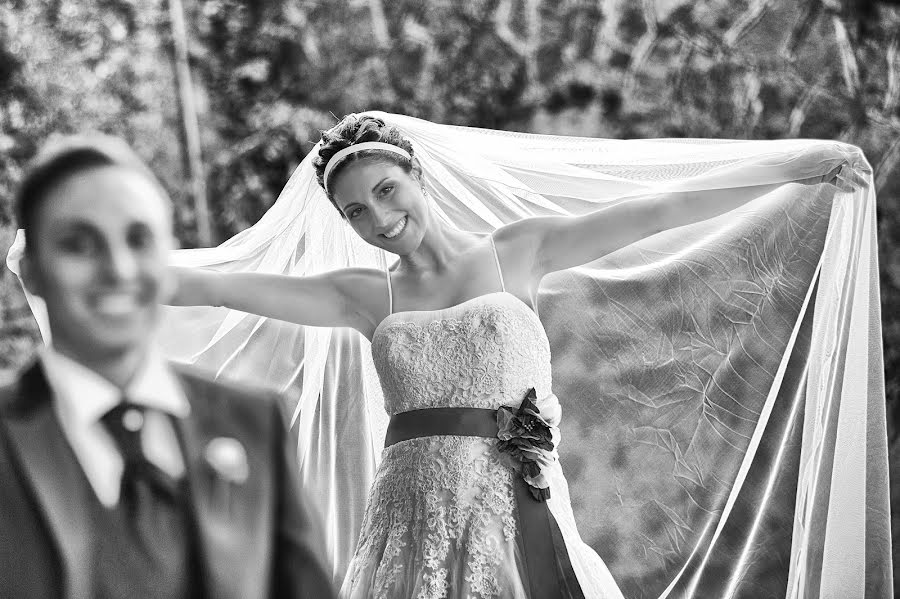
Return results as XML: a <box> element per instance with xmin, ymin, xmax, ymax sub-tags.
<box><xmin>21</xmin><ymin>165</ymin><xmax>176</xmax><ymax>362</ymax></box>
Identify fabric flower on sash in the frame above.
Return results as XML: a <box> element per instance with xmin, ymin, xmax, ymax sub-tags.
<box><xmin>496</xmin><ymin>388</ymin><xmax>561</xmax><ymax>501</ymax></box>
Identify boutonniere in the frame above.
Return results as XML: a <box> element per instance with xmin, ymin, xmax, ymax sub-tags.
<box><xmin>496</xmin><ymin>387</ymin><xmax>562</xmax><ymax>502</ymax></box>
<box><xmin>204</xmin><ymin>437</ymin><xmax>249</xmax><ymax>485</ymax></box>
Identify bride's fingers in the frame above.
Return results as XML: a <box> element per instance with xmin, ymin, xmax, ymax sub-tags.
<box><xmin>823</xmin><ymin>164</ymin><xmax>843</xmax><ymax>185</ymax></box>
<box><xmin>796</xmin><ymin>164</ymin><xmax>843</xmax><ymax>186</ymax></box>
<box><xmin>839</xmin><ymin>166</ymin><xmax>870</xmax><ymax>192</ymax></box>
<box><xmin>795</xmin><ymin>163</ymin><xmax>871</xmax><ymax>193</ymax></box>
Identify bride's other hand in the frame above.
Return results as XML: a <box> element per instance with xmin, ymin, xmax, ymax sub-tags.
<box><xmin>796</xmin><ymin>164</ymin><xmax>843</xmax><ymax>187</ymax></box>
<box><xmin>797</xmin><ymin>163</ymin><xmax>867</xmax><ymax>193</ymax></box>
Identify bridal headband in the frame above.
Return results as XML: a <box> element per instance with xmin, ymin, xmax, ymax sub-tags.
<box><xmin>322</xmin><ymin>141</ymin><xmax>412</xmax><ymax>190</ymax></box>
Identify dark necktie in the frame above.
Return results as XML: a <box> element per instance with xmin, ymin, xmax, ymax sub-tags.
<box><xmin>100</xmin><ymin>402</ymin><xmax>188</xmax><ymax>574</ymax></box>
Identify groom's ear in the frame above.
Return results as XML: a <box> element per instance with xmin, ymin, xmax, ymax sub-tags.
<box><xmin>18</xmin><ymin>248</ymin><xmax>43</xmax><ymax>299</ymax></box>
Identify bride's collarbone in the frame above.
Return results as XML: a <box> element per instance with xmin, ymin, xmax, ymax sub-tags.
<box><xmin>392</xmin><ymin>271</ymin><xmax>499</xmax><ymax>309</ymax></box>
<box><xmin>356</xmin><ymin>281</ymin><xmax>534</xmax><ymax>341</ymax></box>
<box><xmin>392</xmin><ymin>282</ymin><xmax>534</xmax><ymax>316</ymax></box>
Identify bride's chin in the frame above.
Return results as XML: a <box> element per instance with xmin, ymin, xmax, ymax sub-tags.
<box><xmin>383</xmin><ymin>242</ymin><xmax>414</xmax><ymax>257</ymax></box>
<box><xmin>367</xmin><ymin>237</ymin><xmax>406</xmax><ymax>255</ymax></box>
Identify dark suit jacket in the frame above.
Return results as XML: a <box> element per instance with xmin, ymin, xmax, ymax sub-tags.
<box><xmin>0</xmin><ymin>360</ymin><xmax>336</xmax><ymax>599</ymax></box>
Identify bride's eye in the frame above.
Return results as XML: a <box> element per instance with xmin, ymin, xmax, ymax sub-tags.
<box><xmin>349</xmin><ymin>207</ymin><xmax>364</xmax><ymax>219</ymax></box>
<box><xmin>379</xmin><ymin>185</ymin><xmax>394</xmax><ymax>196</ymax></box>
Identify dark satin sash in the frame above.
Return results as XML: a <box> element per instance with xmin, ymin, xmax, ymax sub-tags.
<box><xmin>386</xmin><ymin>407</ymin><xmax>586</xmax><ymax>599</ymax></box>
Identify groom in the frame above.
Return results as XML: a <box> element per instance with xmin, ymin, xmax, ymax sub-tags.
<box><xmin>0</xmin><ymin>135</ymin><xmax>335</xmax><ymax>599</ymax></box>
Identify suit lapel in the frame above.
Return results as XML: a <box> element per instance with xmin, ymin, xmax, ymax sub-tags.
<box><xmin>173</xmin><ymin>373</ymin><xmax>269</xmax><ymax>599</ymax></box>
<box><xmin>3</xmin><ymin>363</ymin><xmax>96</xmax><ymax>599</ymax></box>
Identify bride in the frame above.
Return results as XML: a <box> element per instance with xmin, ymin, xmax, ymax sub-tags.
<box><xmin>167</xmin><ymin>114</ymin><xmax>842</xmax><ymax>598</ymax></box>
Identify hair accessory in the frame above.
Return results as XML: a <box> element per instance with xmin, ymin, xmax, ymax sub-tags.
<box><xmin>323</xmin><ymin>141</ymin><xmax>412</xmax><ymax>190</ymax></box>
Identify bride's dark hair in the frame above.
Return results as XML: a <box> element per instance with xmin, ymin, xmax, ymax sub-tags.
<box><xmin>313</xmin><ymin>114</ymin><xmax>417</xmax><ymax>205</ymax></box>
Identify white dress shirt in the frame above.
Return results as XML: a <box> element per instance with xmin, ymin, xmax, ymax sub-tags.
<box><xmin>41</xmin><ymin>347</ymin><xmax>190</xmax><ymax>507</ymax></box>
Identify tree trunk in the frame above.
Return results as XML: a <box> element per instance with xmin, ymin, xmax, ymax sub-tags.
<box><xmin>168</xmin><ymin>0</ymin><xmax>211</xmax><ymax>246</ymax></box>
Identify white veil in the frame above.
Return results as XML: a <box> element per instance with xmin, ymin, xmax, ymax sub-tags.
<box><xmin>6</xmin><ymin>112</ymin><xmax>891</xmax><ymax>597</ymax></box>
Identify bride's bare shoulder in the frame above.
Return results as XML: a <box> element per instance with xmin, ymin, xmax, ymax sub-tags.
<box><xmin>330</xmin><ymin>266</ymin><xmax>388</xmax><ymax>289</ymax></box>
<box><xmin>331</xmin><ymin>267</ymin><xmax>391</xmax><ymax>330</ymax></box>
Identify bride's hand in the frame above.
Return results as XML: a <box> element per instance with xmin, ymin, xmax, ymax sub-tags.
<box><xmin>795</xmin><ymin>163</ymin><xmax>866</xmax><ymax>193</ymax></box>
<box><xmin>796</xmin><ymin>164</ymin><xmax>843</xmax><ymax>187</ymax></box>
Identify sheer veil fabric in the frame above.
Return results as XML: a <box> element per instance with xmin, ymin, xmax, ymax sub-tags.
<box><xmin>6</xmin><ymin>112</ymin><xmax>890</xmax><ymax>597</ymax></box>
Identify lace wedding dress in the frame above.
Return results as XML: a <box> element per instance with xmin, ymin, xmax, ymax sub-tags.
<box><xmin>340</xmin><ymin>245</ymin><xmax>624</xmax><ymax>599</ymax></box>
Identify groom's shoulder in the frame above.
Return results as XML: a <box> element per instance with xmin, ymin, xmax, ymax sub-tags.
<box><xmin>0</xmin><ymin>372</ymin><xmax>17</xmax><ymax>410</ymax></box>
<box><xmin>169</xmin><ymin>362</ymin><xmax>287</xmax><ymax>422</ymax></box>
<box><xmin>0</xmin><ymin>360</ymin><xmax>41</xmax><ymax>414</ymax></box>
<box><xmin>0</xmin><ymin>369</ymin><xmax>17</xmax><ymax>393</ymax></box>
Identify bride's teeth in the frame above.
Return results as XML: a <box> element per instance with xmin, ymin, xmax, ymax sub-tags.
<box><xmin>384</xmin><ymin>217</ymin><xmax>407</xmax><ymax>239</ymax></box>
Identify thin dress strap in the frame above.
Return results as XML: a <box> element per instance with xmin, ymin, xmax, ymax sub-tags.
<box><xmin>489</xmin><ymin>235</ymin><xmax>506</xmax><ymax>292</ymax></box>
<box><xmin>385</xmin><ymin>266</ymin><xmax>394</xmax><ymax>315</ymax></box>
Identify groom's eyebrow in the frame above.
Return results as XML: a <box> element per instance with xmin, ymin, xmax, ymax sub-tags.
<box><xmin>51</xmin><ymin>219</ymin><xmax>103</xmax><ymax>236</ymax></box>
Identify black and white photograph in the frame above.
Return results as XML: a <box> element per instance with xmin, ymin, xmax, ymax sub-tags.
<box><xmin>0</xmin><ymin>1</ymin><xmax>897</xmax><ymax>597</ymax></box>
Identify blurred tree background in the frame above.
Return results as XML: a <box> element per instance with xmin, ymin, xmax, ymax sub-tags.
<box><xmin>1</xmin><ymin>0</ymin><xmax>898</xmax><ymax>591</ymax></box>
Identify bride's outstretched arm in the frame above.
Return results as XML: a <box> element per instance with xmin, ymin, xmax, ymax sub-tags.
<box><xmin>502</xmin><ymin>166</ymin><xmax>842</xmax><ymax>282</ymax></box>
<box><xmin>168</xmin><ymin>266</ymin><xmax>380</xmax><ymax>331</ymax></box>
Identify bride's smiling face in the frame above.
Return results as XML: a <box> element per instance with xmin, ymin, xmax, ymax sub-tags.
<box><xmin>331</xmin><ymin>159</ymin><xmax>429</xmax><ymax>254</ymax></box>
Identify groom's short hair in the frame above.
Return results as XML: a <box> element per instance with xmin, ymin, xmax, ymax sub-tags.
<box><xmin>14</xmin><ymin>134</ymin><xmax>168</xmax><ymax>251</ymax></box>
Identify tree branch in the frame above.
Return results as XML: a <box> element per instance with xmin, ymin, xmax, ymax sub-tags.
<box><xmin>671</xmin><ymin>25</ymin><xmax>722</xmax><ymax>57</ymax></box>
<box><xmin>875</xmin><ymin>134</ymin><xmax>900</xmax><ymax>193</ymax></box>
<box><xmin>623</xmin><ymin>0</ymin><xmax>659</xmax><ymax>96</ymax></box>
<box><xmin>741</xmin><ymin>69</ymin><xmax>763</xmax><ymax>135</ymax></box>
<box><xmin>884</xmin><ymin>33</ymin><xmax>900</xmax><ymax>115</ymax></box>
<box><xmin>866</xmin><ymin>108</ymin><xmax>900</xmax><ymax>134</ymax></box>
<box><xmin>168</xmin><ymin>0</ymin><xmax>211</xmax><ymax>246</ymax></box>
<box><xmin>492</xmin><ymin>0</ymin><xmax>540</xmax><ymax>87</ymax></box>
<box><xmin>493</xmin><ymin>0</ymin><xmax>529</xmax><ymax>57</ymax></box>
<box><xmin>788</xmin><ymin>79</ymin><xmax>825</xmax><ymax>136</ymax></box>
<box><xmin>830</xmin><ymin>13</ymin><xmax>861</xmax><ymax>96</ymax></box>
<box><xmin>402</xmin><ymin>16</ymin><xmax>437</xmax><ymax>99</ymax></box>
<box><xmin>366</xmin><ymin>0</ymin><xmax>390</xmax><ymax>49</ymax></box>
<box><xmin>284</xmin><ymin>3</ymin><xmax>321</xmax><ymax>63</ymax></box>
<box><xmin>671</xmin><ymin>40</ymin><xmax>694</xmax><ymax>105</ymax></box>
<box><xmin>723</xmin><ymin>0</ymin><xmax>773</xmax><ymax>48</ymax></box>
<box><xmin>781</xmin><ymin>0</ymin><xmax>821</xmax><ymax>61</ymax></box>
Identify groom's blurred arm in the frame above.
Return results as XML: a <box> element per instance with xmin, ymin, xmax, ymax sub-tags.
<box><xmin>270</xmin><ymin>398</ymin><xmax>337</xmax><ymax>599</ymax></box>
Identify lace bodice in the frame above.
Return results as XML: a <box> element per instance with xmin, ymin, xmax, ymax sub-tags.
<box><xmin>371</xmin><ymin>291</ymin><xmax>553</xmax><ymax>415</ymax></box>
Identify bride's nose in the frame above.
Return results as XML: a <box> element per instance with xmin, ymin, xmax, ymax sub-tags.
<box><xmin>370</xmin><ymin>204</ymin><xmax>392</xmax><ymax>230</ymax></box>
